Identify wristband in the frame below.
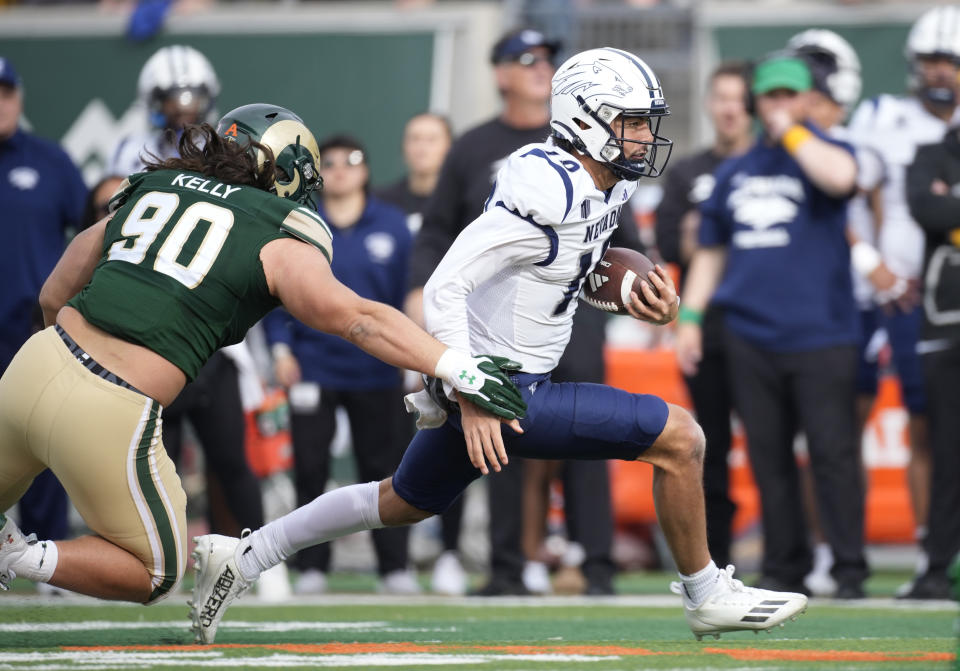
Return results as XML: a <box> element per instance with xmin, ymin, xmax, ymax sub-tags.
<box><xmin>677</xmin><ymin>305</ymin><xmax>703</xmax><ymax>325</ymax></box>
<box><xmin>850</xmin><ymin>240</ymin><xmax>882</xmax><ymax>277</ymax></box>
<box><xmin>271</xmin><ymin>342</ymin><xmax>293</xmax><ymax>360</ymax></box>
<box><xmin>781</xmin><ymin>125</ymin><xmax>814</xmax><ymax>155</ymax></box>
<box><xmin>434</xmin><ymin>348</ymin><xmax>458</xmax><ymax>381</ymax></box>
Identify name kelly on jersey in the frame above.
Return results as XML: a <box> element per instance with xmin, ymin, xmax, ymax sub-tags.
<box><xmin>171</xmin><ymin>173</ymin><xmax>242</xmax><ymax>200</ymax></box>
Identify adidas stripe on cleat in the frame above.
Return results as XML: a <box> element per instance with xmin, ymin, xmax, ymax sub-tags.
<box><xmin>671</xmin><ymin>564</ymin><xmax>808</xmax><ymax>640</ymax></box>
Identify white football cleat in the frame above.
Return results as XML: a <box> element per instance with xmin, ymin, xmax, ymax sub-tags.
<box><xmin>671</xmin><ymin>565</ymin><xmax>808</xmax><ymax>641</ymax></box>
<box><xmin>379</xmin><ymin>568</ymin><xmax>422</xmax><ymax>595</ymax></box>
<box><xmin>431</xmin><ymin>551</ymin><xmax>467</xmax><ymax>596</ymax></box>
<box><xmin>0</xmin><ymin>517</ymin><xmax>37</xmax><ymax>591</ymax></box>
<box><xmin>189</xmin><ymin>532</ymin><xmax>253</xmax><ymax>644</ymax></box>
<box><xmin>522</xmin><ymin>560</ymin><xmax>552</xmax><ymax>595</ymax></box>
<box><xmin>293</xmin><ymin>568</ymin><xmax>328</xmax><ymax>595</ymax></box>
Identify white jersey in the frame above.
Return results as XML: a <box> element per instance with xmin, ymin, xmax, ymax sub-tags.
<box><xmin>848</xmin><ymin>94</ymin><xmax>960</xmax><ymax>279</ymax></box>
<box><xmin>828</xmin><ymin>123</ymin><xmax>874</xmax><ymax>308</ymax></box>
<box><xmin>423</xmin><ymin>141</ymin><xmax>635</xmax><ymax>373</ymax></box>
<box><xmin>108</xmin><ymin>131</ymin><xmax>179</xmax><ymax>178</ymax></box>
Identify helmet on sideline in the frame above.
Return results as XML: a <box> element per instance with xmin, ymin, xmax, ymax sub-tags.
<box><xmin>216</xmin><ymin>103</ymin><xmax>322</xmax><ymax>208</ymax></box>
<box><xmin>787</xmin><ymin>29</ymin><xmax>862</xmax><ymax>112</ymax></box>
<box><xmin>138</xmin><ymin>45</ymin><xmax>220</xmax><ymax>130</ymax></box>
<box><xmin>550</xmin><ymin>47</ymin><xmax>672</xmax><ymax>181</ymax></box>
<box><xmin>904</xmin><ymin>5</ymin><xmax>960</xmax><ymax>106</ymax></box>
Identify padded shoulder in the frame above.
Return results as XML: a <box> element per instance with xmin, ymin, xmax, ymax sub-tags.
<box><xmin>848</xmin><ymin>94</ymin><xmax>912</xmax><ymax>138</ymax></box>
<box><xmin>278</xmin><ymin>205</ymin><xmax>334</xmax><ymax>263</ymax></box>
<box><xmin>107</xmin><ymin>173</ymin><xmax>146</xmax><ymax>213</ymax></box>
<box><xmin>495</xmin><ymin>143</ymin><xmax>588</xmax><ymax>226</ymax></box>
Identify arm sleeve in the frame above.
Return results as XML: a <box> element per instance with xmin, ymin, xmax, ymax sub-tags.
<box><xmin>907</xmin><ymin>143</ymin><xmax>960</xmax><ymax>235</ymax></box>
<box><xmin>423</xmin><ymin>205</ymin><xmax>553</xmax><ymax>352</ymax></box>
<box><xmin>654</xmin><ymin>164</ymin><xmax>690</xmax><ymax>263</ymax></box>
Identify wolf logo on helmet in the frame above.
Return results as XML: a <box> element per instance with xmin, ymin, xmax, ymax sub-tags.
<box><xmin>550</xmin><ymin>47</ymin><xmax>673</xmax><ymax>181</ymax></box>
<box><xmin>216</xmin><ymin>104</ymin><xmax>323</xmax><ymax>208</ymax></box>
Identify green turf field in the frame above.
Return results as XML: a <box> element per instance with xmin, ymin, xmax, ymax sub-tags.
<box><xmin>2</xmin><ymin>572</ymin><xmax>957</xmax><ymax>670</ymax></box>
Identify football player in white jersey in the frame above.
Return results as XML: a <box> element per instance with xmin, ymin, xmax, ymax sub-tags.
<box><xmin>109</xmin><ymin>45</ymin><xmax>221</xmax><ymax>177</ymax></box>
<box><xmin>846</xmin><ymin>6</ymin><xmax>960</xmax><ymax>596</ymax></box>
<box><xmin>190</xmin><ymin>48</ymin><xmax>809</xmax><ymax>645</ymax></box>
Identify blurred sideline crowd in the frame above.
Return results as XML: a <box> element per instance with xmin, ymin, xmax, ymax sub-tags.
<box><xmin>2</xmin><ymin>4</ymin><xmax>959</xmax><ymax>602</ymax></box>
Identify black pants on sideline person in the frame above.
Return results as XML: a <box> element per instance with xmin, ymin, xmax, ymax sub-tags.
<box><xmin>724</xmin><ymin>329</ymin><xmax>868</xmax><ymax>592</ymax></box>
<box><xmin>483</xmin><ymin>309</ymin><xmax>616</xmax><ymax>594</ymax></box>
<box><xmin>920</xmin><ymin>347</ymin><xmax>960</xmax><ymax>577</ymax></box>
<box><xmin>290</xmin><ymin>386</ymin><xmax>411</xmax><ymax>576</ymax></box>
<box><xmin>683</xmin><ymin>306</ymin><xmax>735</xmax><ymax>568</ymax></box>
<box><xmin>164</xmin><ymin>351</ymin><xmax>264</xmax><ymax>534</ymax></box>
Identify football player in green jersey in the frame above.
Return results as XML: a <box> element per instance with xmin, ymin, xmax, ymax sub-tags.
<box><xmin>0</xmin><ymin>103</ymin><xmax>526</xmax><ymax>605</ymax></box>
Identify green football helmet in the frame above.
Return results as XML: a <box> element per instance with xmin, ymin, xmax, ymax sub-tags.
<box><xmin>216</xmin><ymin>103</ymin><xmax>322</xmax><ymax>207</ymax></box>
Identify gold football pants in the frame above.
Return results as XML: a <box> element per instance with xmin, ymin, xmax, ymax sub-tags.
<box><xmin>0</xmin><ymin>326</ymin><xmax>186</xmax><ymax>602</ymax></box>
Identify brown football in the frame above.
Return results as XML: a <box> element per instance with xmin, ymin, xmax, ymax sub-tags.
<box><xmin>581</xmin><ymin>247</ymin><xmax>658</xmax><ymax>314</ymax></box>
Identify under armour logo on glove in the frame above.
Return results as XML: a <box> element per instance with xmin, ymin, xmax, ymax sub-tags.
<box><xmin>435</xmin><ymin>350</ymin><xmax>527</xmax><ymax>420</ymax></box>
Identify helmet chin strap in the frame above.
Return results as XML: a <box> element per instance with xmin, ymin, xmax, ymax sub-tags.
<box><xmin>607</xmin><ymin>157</ymin><xmax>647</xmax><ymax>182</ymax></box>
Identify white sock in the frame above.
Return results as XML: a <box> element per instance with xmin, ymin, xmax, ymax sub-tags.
<box><xmin>679</xmin><ymin>561</ymin><xmax>720</xmax><ymax>607</ymax></box>
<box><xmin>14</xmin><ymin>539</ymin><xmax>59</xmax><ymax>583</ymax></box>
<box><xmin>238</xmin><ymin>481</ymin><xmax>383</xmax><ymax>582</ymax></box>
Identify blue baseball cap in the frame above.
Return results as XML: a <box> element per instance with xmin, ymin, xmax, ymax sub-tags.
<box><xmin>490</xmin><ymin>29</ymin><xmax>561</xmax><ymax>65</ymax></box>
<box><xmin>0</xmin><ymin>58</ymin><xmax>21</xmax><ymax>89</ymax></box>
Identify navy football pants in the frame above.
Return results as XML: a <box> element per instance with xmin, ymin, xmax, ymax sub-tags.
<box><xmin>393</xmin><ymin>373</ymin><xmax>669</xmax><ymax>514</ymax></box>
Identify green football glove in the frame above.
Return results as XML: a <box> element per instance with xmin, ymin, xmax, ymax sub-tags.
<box><xmin>483</xmin><ymin>355</ymin><xmax>523</xmax><ymax>372</ymax></box>
<box><xmin>434</xmin><ymin>350</ymin><xmax>527</xmax><ymax>420</ymax></box>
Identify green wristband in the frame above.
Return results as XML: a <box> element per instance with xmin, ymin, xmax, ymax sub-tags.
<box><xmin>677</xmin><ymin>305</ymin><xmax>704</xmax><ymax>325</ymax></box>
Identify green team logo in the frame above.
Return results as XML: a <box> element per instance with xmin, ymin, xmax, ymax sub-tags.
<box><xmin>459</xmin><ymin>370</ymin><xmax>476</xmax><ymax>385</ymax></box>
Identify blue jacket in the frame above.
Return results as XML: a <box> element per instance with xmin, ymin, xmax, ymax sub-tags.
<box><xmin>264</xmin><ymin>197</ymin><xmax>412</xmax><ymax>390</ymax></box>
<box><xmin>0</xmin><ymin>129</ymin><xmax>87</xmax><ymax>370</ymax></box>
<box><xmin>699</xmin><ymin>125</ymin><xmax>858</xmax><ymax>352</ymax></box>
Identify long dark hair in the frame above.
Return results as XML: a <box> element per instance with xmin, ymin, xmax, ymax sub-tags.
<box><xmin>142</xmin><ymin>123</ymin><xmax>276</xmax><ymax>191</ymax></box>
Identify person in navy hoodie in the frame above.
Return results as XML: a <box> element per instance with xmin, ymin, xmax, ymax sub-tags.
<box><xmin>676</xmin><ymin>55</ymin><xmax>868</xmax><ymax>599</ymax></box>
<box><xmin>263</xmin><ymin>134</ymin><xmax>419</xmax><ymax>595</ymax></box>
<box><xmin>0</xmin><ymin>57</ymin><xmax>87</xmax><ymax>569</ymax></box>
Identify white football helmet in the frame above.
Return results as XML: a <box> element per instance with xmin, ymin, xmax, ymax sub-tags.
<box><xmin>905</xmin><ymin>5</ymin><xmax>960</xmax><ymax>62</ymax></box>
<box><xmin>905</xmin><ymin>5</ymin><xmax>960</xmax><ymax>106</ymax></box>
<box><xmin>550</xmin><ymin>47</ymin><xmax>672</xmax><ymax>181</ymax></box>
<box><xmin>137</xmin><ymin>45</ymin><xmax>221</xmax><ymax>130</ymax></box>
<box><xmin>787</xmin><ymin>29</ymin><xmax>862</xmax><ymax>112</ymax></box>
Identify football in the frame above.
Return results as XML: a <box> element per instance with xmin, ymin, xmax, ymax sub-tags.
<box><xmin>581</xmin><ymin>247</ymin><xmax>659</xmax><ymax>314</ymax></box>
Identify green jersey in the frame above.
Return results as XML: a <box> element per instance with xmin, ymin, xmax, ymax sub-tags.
<box><xmin>68</xmin><ymin>169</ymin><xmax>333</xmax><ymax>380</ymax></box>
